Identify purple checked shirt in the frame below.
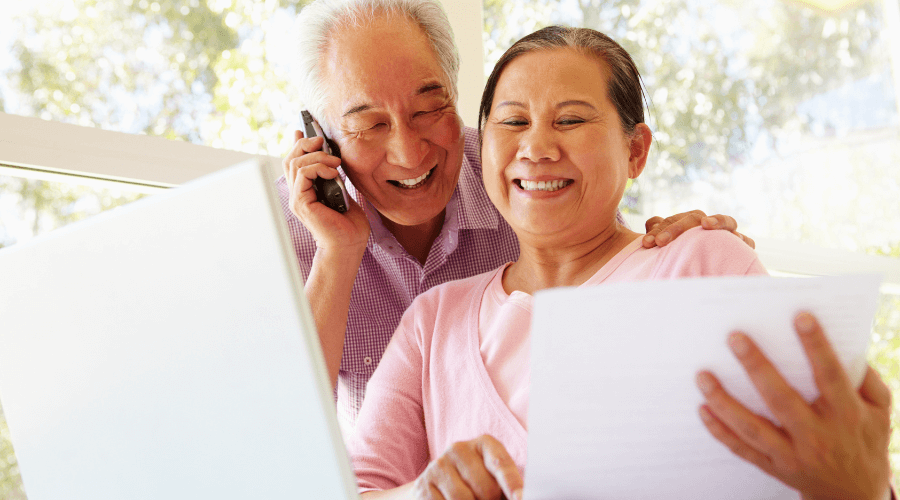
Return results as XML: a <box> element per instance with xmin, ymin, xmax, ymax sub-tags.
<box><xmin>276</xmin><ymin>127</ymin><xmax>521</xmax><ymax>427</ymax></box>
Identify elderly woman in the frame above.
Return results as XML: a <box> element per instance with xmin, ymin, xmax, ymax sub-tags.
<box><xmin>348</xmin><ymin>26</ymin><xmax>894</xmax><ymax>500</ymax></box>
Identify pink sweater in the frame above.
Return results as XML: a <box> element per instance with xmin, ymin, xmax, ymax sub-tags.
<box><xmin>348</xmin><ymin>228</ymin><xmax>768</xmax><ymax>492</ymax></box>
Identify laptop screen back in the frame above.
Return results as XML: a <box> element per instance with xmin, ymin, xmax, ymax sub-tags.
<box><xmin>0</xmin><ymin>159</ymin><xmax>358</xmax><ymax>500</ymax></box>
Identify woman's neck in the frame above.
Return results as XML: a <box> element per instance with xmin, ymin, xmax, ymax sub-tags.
<box><xmin>503</xmin><ymin>224</ymin><xmax>641</xmax><ymax>295</ymax></box>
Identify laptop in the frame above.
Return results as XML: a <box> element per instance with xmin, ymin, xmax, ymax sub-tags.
<box><xmin>0</xmin><ymin>159</ymin><xmax>359</xmax><ymax>499</ymax></box>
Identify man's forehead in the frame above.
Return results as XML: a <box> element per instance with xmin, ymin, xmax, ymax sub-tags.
<box><xmin>322</xmin><ymin>16</ymin><xmax>450</xmax><ymax>117</ymax></box>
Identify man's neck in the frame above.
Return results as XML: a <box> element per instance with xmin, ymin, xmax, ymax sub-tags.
<box><xmin>380</xmin><ymin>210</ymin><xmax>447</xmax><ymax>266</ymax></box>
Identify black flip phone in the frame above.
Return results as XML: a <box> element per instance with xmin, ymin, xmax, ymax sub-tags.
<box><xmin>301</xmin><ymin>110</ymin><xmax>350</xmax><ymax>213</ymax></box>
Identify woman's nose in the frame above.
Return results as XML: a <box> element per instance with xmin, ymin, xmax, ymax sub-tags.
<box><xmin>384</xmin><ymin>123</ymin><xmax>429</xmax><ymax>169</ymax></box>
<box><xmin>517</xmin><ymin>126</ymin><xmax>560</xmax><ymax>163</ymax></box>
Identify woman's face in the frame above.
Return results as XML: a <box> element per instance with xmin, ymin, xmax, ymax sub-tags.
<box><xmin>481</xmin><ymin>47</ymin><xmax>650</xmax><ymax>246</ymax></box>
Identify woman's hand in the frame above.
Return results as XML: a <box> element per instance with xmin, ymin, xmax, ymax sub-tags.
<box><xmin>411</xmin><ymin>435</ymin><xmax>523</xmax><ymax>500</ymax></box>
<box><xmin>643</xmin><ymin>210</ymin><xmax>755</xmax><ymax>249</ymax></box>
<box><xmin>696</xmin><ymin>312</ymin><xmax>893</xmax><ymax>500</ymax></box>
<box><xmin>282</xmin><ymin>130</ymin><xmax>370</xmax><ymax>252</ymax></box>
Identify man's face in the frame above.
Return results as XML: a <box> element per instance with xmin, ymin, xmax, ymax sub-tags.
<box><xmin>321</xmin><ymin>15</ymin><xmax>464</xmax><ymax>229</ymax></box>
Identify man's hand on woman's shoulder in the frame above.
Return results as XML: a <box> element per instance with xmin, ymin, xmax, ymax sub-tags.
<box><xmin>643</xmin><ymin>210</ymin><xmax>756</xmax><ymax>249</ymax></box>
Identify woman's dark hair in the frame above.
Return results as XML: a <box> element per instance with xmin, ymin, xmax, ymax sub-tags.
<box><xmin>478</xmin><ymin>25</ymin><xmax>648</xmax><ymax>137</ymax></box>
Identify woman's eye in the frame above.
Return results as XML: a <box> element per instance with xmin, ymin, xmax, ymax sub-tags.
<box><xmin>500</xmin><ymin>119</ymin><xmax>528</xmax><ymax>126</ymax></box>
<box><xmin>557</xmin><ymin>118</ymin><xmax>585</xmax><ymax>126</ymax></box>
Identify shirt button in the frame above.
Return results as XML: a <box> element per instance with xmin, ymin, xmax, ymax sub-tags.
<box><xmin>363</xmin><ymin>356</ymin><xmax>372</xmax><ymax>365</ymax></box>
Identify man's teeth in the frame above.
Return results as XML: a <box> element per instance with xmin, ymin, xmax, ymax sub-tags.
<box><xmin>397</xmin><ymin>169</ymin><xmax>433</xmax><ymax>188</ymax></box>
<box><xmin>518</xmin><ymin>179</ymin><xmax>570</xmax><ymax>192</ymax></box>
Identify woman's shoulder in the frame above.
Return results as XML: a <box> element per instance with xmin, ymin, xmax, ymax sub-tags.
<box><xmin>653</xmin><ymin>226</ymin><xmax>766</xmax><ymax>277</ymax></box>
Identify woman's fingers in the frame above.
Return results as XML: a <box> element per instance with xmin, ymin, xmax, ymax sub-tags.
<box><xmin>417</xmin><ymin>436</ymin><xmax>522</xmax><ymax>500</ymax></box>
<box><xmin>725</xmin><ymin>332</ymin><xmax>818</xmax><ymax>434</ymax></box>
<box><xmin>476</xmin><ymin>435</ymin><xmax>523</xmax><ymax>500</ymax></box>
<box><xmin>430</xmin><ymin>456</ymin><xmax>477</xmax><ymax>500</ymax></box>
<box><xmin>791</xmin><ymin>312</ymin><xmax>859</xmax><ymax>420</ymax></box>
<box><xmin>696</xmin><ymin>371</ymin><xmax>794</xmax><ymax>461</ymax></box>
<box><xmin>447</xmin><ymin>442</ymin><xmax>503</xmax><ymax>500</ymax></box>
<box><xmin>859</xmin><ymin>366</ymin><xmax>893</xmax><ymax>409</ymax></box>
<box><xmin>699</xmin><ymin>313</ymin><xmax>894</xmax><ymax>499</ymax></box>
<box><xmin>697</xmin><ymin>405</ymin><xmax>780</xmax><ymax>478</ymax></box>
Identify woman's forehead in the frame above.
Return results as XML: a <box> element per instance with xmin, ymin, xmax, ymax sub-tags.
<box><xmin>494</xmin><ymin>49</ymin><xmax>609</xmax><ymax>100</ymax></box>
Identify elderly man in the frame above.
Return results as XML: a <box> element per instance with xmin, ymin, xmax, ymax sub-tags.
<box><xmin>278</xmin><ymin>0</ymin><xmax>752</xmax><ymax>427</ymax></box>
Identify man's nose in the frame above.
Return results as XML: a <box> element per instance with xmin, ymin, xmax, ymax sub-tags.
<box><xmin>384</xmin><ymin>122</ymin><xmax>429</xmax><ymax>169</ymax></box>
<box><xmin>518</xmin><ymin>125</ymin><xmax>561</xmax><ymax>163</ymax></box>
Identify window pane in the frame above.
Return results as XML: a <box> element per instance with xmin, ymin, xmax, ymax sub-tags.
<box><xmin>0</xmin><ymin>0</ymin><xmax>301</xmax><ymax>157</ymax></box>
<box><xmin>484</xmin><ymin>0</ymin><xmax>900</xmax><ymax>255</ymax></box>
<box><xmin>0</xmin><ymin>173</ymin><xmax>152</xmax><ymax>248</ymax></box>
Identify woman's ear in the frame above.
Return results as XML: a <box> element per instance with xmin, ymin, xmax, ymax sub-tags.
<box><xmin>628</xmin><ymin>123</ymin><xmax>652</xmax><ymax>179</ymax></box>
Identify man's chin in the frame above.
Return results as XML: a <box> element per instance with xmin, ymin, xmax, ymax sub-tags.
<box><xmin>377</xmin><ymin>204</ymin><xmax>447</xmax><ymax>230</ymax></box>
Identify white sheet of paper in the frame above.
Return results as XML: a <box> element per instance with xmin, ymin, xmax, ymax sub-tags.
<box><xmin>525</xmin><ymin>274</ymin><xmax>882</xmax><ymax>500</ymax></box>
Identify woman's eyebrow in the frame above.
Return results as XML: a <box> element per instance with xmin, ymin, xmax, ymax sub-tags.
<box><xmin>495</xmin><ymin>100</ymin><xmax>526</xmax><ymax>110</ymax></box>
<box><xmin>494</xmin><ymin>100</ymin><xmax>598</xmax><ymax>111</ymax></box>
<box><xmin>556</xmin><ymin>100</ymin><xmax>597</xmax><ymax>110</ymax></box>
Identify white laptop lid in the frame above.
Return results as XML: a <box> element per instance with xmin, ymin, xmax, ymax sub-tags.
<box><xmin>0</xmin><ymin>159</ymin><xmax>359</xmax><ymax>499</ymax></box>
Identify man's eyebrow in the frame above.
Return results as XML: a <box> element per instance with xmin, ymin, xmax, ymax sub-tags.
<box><xmin>342</xmin><ymin>103</ymin><xmax>372</xmax><ymax>118</ymax></box>
<box><xmin>341</xmin><ymin>84</ymin><xmax>445</xmax><ymax>117</ymax></box>
<box><xmin>417</xmin><ymin>83</ymin><xmax>446</xmax><ymax>96</ymax></box>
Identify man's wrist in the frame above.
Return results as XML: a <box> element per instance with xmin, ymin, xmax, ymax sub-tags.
<box><xmin>314</xmin><ymin>243</ymin><xmax>367</xmax><ymax>264</ymax></box>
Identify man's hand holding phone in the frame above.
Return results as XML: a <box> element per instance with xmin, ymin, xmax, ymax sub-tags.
<box><xmin>282</xmin><ymin>129</ymin><xmax>370</xmax><ymax>253</ymax></box>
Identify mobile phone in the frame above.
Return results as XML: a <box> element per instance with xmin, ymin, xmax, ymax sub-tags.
<box><xmin>300</xmin><ymin>110</ymin><xmax>349</xmax><ymax>213</ymax></box>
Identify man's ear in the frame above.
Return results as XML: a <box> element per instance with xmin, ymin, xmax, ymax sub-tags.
<box><xmin>628</xmin><ymin>123</ymin><xmax>652</xmax><ymax>179</ymax></box>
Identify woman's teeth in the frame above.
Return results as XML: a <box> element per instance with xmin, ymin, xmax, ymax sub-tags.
<box><xmin>396</xmin><ymin>168</ymin><xmax>434</xmax><ymax>188</ymax></box>
<box><xmin>518</xmin><ymin>179</ymin><xmax>570</xmax><ymax>192</ymax></box>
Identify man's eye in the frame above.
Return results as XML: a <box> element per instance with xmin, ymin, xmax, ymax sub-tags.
<box><xmin>413</xmin><ymin>108</ymin><xmax>442</xmax><ymax>119</ymax></box>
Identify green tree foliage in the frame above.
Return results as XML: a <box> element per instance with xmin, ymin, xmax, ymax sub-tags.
<box><xmin>871</xmin><ymin>290</ymin><xmax>900</xmax><ymax>482</ymax></box>
<box><xmin>0</xmin><ymin>406</ymin><xmax>25</xmax><ymax>500</ymax></box>
<box><xmin>5</xmin><ymin>0</ymin><xmax>310</xmax><ymax>152</ymax></box>
<box><xmin>483</xmin><ymin>0</ymin><xmax>885</xmax><ymax>208</ymax></box>
<box><xmin>870</xmin><ymin>243</ymin><xmax>900</xmax><ymax>481</ymax></box>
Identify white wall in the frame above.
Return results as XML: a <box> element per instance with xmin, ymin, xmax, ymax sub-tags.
<box><xmin>437</xmin><ymin>0</ymin><xmax>485</xmax><ymax>127</ymax></box>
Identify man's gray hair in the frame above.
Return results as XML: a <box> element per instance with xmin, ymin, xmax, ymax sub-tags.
<box><xmin>294</xmin><ymin>0</ymin><xmax>460</xmax><ymax>135</ymax></box>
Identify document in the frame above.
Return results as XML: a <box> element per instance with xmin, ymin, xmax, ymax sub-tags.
<box><xmin>525</xmin><ymin>274</ymin><xmax>882</xmax><ymax>500</ymax></box>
